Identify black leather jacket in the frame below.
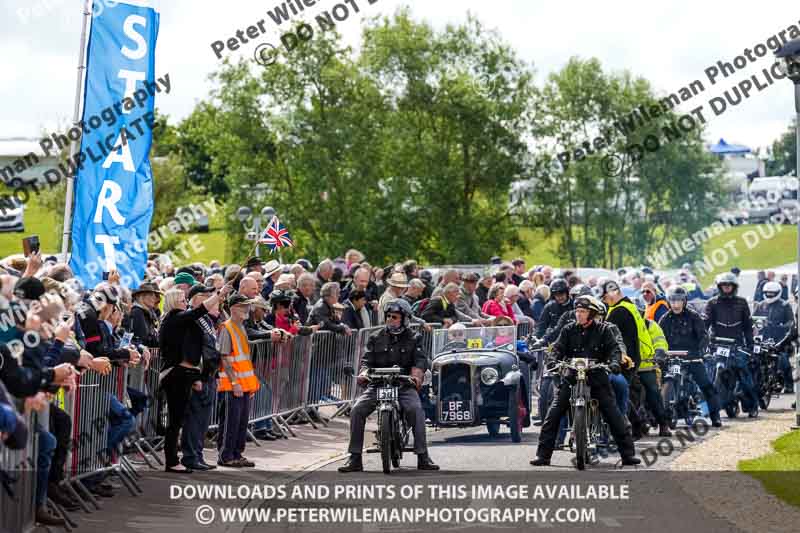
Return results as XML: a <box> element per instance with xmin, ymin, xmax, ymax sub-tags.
<box><xmin>360</xmin><ymin>327</ymin><xmax>428</xmax><ymax>377</ymax></box>
<box><xmin>550</xmin><ymin>320</ymin><xmax>621</xmax><ymax>367</ymax></box>
<box><xmin>659</xmin><ymin>308</ymin><xmax>707</xmax><ymax>357</ymax></box>
<box><xmin>703</xmin><ymin>294</ymin><xmax>753</xmax><ymax>349</ymax></box>
<box><xmin>536</xmin><ymin>298</ymin><xmax>573</xmax><ymax>340</ymax></box>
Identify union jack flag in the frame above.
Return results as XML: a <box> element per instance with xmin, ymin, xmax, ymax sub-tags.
<box><xmin>259</xmin><ymin>216</ymin><xmax>294</xmax><ymax>252</ymax></box>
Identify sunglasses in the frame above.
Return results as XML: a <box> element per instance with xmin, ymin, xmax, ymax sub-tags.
<box><xmin>386</xmin><ymin>313</ymin><xmax>403</xmax><ymax>321</ymax></box>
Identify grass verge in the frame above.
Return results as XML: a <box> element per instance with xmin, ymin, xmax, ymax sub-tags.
<box><xmin>738</xmin><ymin>429</ymin><xmax>800</xmax><ymax>508</ymax></box>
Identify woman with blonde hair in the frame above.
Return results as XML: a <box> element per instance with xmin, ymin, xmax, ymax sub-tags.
<box><xmin>531</xmin><ymin>284</ymin><xmax>550</xmax><ymax>322</ymax></box>
<box><xmin>481</xmin><ymin>284</ymin><xmax>515</xmax><ymax>322</ymax></box>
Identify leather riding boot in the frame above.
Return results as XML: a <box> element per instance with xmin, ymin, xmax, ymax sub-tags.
<box><xmin>338</xmin><ymin>454</ymin><xmax>363</xmax><ymax>473</ymax></box>
<box><xmin>417</xmin><ymin>453</ymin><xmax>440</xmax><ymax>471</ymax></box>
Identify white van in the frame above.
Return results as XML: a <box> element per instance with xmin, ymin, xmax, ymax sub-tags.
<box><xmin>747</xmin><ymin>176</ymin><xmax>796</xmax><ymax>223</ymax></box>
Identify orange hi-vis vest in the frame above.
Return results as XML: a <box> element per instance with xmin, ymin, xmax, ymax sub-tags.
<box><xmin>645</xmin><ymin>299</ymin><xmax>668</xmax><ymax>322</ymax></box>
<box><xmin>217</xmin><ymin>320</ymin><xmax>260</xmax><ymax>393</ymax></box>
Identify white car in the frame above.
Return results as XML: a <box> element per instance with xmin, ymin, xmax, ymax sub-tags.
<box><xmin>0</xmin><ymin>196</ymin><xmax>24</xmax><ymax>232</ymax></box>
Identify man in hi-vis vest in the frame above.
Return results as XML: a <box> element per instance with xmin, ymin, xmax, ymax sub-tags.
<box><xmin>216</xmin><ymin>294</ymin><xmax>261</xmax><ymax>467</ymax></box>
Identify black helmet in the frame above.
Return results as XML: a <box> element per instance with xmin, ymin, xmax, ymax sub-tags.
<box><xmin>574</xmin><ymin>295</ymin><xmax>604</xmax><ymax>315</ymax></box>
<box><xmin>667</xmin><ymin>286</ymin><xmax>688</xmax><ymax>303</ymax></box>
<box><xmin>384</xmin><ymin>299</ymin><xmax>412</xmax><ymax>332</ymax></box>
<box><xmin>596</xmin><ymin>277</ymin><xmax>620</xmax><ymax>298</ymax></box>
<box><xmin>570</xmin><ymin>284</ymin><xmax>592</xmax><ymax>297</ymax></box>
<box><xmin>550</xmin><ymin>278</ymin><xmax>569</xmax><ymax>295</ymax></box>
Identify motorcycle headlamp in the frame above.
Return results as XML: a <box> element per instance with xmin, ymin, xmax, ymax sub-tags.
<box><xmin>480</xmin><ymin>367</ymin><xmax>499</xmax><ymax>386</ymax></box>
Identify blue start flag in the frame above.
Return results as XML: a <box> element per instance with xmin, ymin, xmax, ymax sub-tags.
<box><xmin>69</xmin><ymin>0</ymin><xmax>160</xmax><ymax>289</ymax></box>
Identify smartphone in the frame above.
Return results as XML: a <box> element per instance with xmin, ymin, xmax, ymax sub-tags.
<box><xmin>22</xmin><ymin>235</ymin><xmax>40</xmax><ymax>257</ymax></box>
<box><xmin>119</xmin><ymin>331</ymin><xmax>134</xmax><ymax>349</ymax></box>
<box><xmin>102</xmin><ymin>271</ymin><xmax>109</xmax><ymax>281</ymax></box>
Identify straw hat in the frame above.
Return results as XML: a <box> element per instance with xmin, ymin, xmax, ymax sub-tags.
<box><xmin>386</xmin><ymin>272</ymin><xmax>409</xmax><ymax>289</ymax></box>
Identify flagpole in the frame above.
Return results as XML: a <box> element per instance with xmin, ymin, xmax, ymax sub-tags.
<box><xmin>61</xmin><ymin>0</ymin><xmax>93</xmax><ymax>259</ymax></box>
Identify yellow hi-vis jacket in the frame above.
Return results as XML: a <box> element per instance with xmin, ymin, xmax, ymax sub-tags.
<box><xmin>217</xmin><ymin>320</ymin><xmax>260</xmax><ymax>393</ymax></box>
<box><xmin>607</xmin><ymin>299</ymin><xmax>655</xmax><ymax>370</ymax></box>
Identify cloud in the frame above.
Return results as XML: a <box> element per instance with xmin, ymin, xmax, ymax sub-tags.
<box><xmin>2</xmin><ymin>0</ymin><xmax>798</xmax><ymax>151</ymax></box>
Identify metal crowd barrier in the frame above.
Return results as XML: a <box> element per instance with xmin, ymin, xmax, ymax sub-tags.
<box><xmin>0</xmin><ymin>411</ymin><xmax>38</xmax><ymax>533</ymax></box>
<box><xmin>516</xmin><ymin>320</ymin><xmax>533</xmax><ymax>339</ymax></box>
<box><xmin>61</xmin><ymin>366</ymin><xmax>141</xmax><ymax>513</ymax></box>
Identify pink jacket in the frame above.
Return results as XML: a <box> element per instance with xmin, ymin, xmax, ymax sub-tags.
<box><xmin>481</xmin><ymin>300</ymin><xmax>516</xmax><ymax>323</ymax></box>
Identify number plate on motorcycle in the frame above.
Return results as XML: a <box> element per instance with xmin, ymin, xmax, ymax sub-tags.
<box><xmin>715</xmin><ymin>347</ymin><xmax>730</xmax><ymax>357</ymax></box>
<box><xmin>377</xmin><ymin>387</ymin><xmax>397</xmax><ymax>401</ymax></box>
<box><xmin>440</xmin><ymin>400</ymin><xmax>472</xmax><ymax>422</ymax></box>
<box><xmin>754</xmin><ymin>346</ymin><xmax>761</xmax><ymax>354</ymax></box>
<box><xmin>669</xmin><ymin>365</ymin><xmax>682</xmax><ymax>375</ymax></box>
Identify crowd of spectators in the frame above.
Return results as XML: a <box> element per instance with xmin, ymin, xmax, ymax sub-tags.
<box><xmin>2</xmin><ymin>246</ymin><xmax>789</xmax><ymax>526</ymax></box>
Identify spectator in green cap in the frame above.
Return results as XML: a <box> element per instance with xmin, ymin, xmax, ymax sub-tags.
<box><xmin>173</xmin><ymin>272</ymin><xmax>196</xmax><ymax>298</ymax></box>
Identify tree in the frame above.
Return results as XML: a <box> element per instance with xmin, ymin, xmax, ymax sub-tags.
<box><xmin>526</xmin><ymin>57</ymin><xmax>724</xmax><ymax>268</ymax></box>
<box><xmin>767</xmin><ymin>117</ymin><xmax>797</xmax><ymax>177</ymax></box>
<box><xmin>186</xmin><ymin>9</ymin><xmax>537</xmax><ymax>264</ymax></box>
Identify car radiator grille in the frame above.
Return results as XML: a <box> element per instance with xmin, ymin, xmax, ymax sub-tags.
<box><xmin>439</xmin><ymin>363</ymin><xmax>472</xmax><ymax>404</ymax></box>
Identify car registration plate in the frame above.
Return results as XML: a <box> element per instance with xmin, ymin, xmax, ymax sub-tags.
<box><xmin>715</xmin><ymin>346</ymin><xmax>730</xmax><ymax>357</ymax></box>
<box><xmin>669</xmin><ymin>365</ymin><xmax>682</xmax><ymax>375</ymax></box>
<box><xmin>440</xmin><ymin>400</ymin><xmax>472</xmax><ymax>422</ymax></box>
<box><xmin>377</xmin><ymin>387</ymin><xmax>397</xmax><ymax>401</ymax></box>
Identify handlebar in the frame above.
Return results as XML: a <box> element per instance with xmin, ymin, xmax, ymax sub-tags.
<box><xmin>545</xmin><ymin>358</ymin><xmax>612</xmax><ymax>375</ymax></box>
<box><xmin>710</xmin><ymin>336</ymin><xmax>736</xmax><ymax>344</ymax></box>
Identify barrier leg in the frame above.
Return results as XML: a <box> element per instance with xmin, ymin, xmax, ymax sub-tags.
<box><xmin>113</xmin><ymin>467</ymin><xmax>139</xmax><ymax>497</ymax></box>
<box><xmin>140</xmin><ymin>438</ymin><xmax>164</xmax><ymax>465</ymax></box>
<box><xmin>272</xmin><ymin>415</ymin><xmax>295</xmax><ymax>438</ymax></box>
<box><xmin>62</xmin><ymin>481</ymin><xmax>92</xmax><ymax>514</ymax></box>
<box><xmin>329</xmin><ymin>401</ymin><xmax>352</xmax><ymax>421</ymax></box>
<box><xmin>246</xmin><ymin>428</ymin><xmax>262</xmax><ymax>447</ymax></box>
<box><xmin>120</xmin><ymin>456</ymin><xmax>142</xmax><ymax>482</ymax></box>
<box><xmin>74</xmin><ymin>479</ymin><xmax>101</xmax><ymax>511</ymax></box>
<box><xmin>48</xmin><ymin>498</ymin><xmax>78</xmax><ymax>530</ymax></box>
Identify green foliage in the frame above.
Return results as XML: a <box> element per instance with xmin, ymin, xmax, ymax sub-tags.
<box><xmin>766</xmin><ymin>117</ymin><xmax>797</xmax><ymax>177</ymax></box>
<box><xmin>177</xmin><ymin>9</ymin><xmax>536</xmax><ymax>265</ymax></box>
<box><xmin>526</xmin><ymin>57</ymin><xmax>724</xmax><ymax>268</ymax></box>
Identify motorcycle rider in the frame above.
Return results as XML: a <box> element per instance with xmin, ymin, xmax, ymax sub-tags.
<box><xmin>339</xmin><ymin>299</ymin><xmax>439</xmax><ymax>472</ymax></box>
<box><xmin>530</xmin><ymin>295</ymin><xmax>640</xmax><ymax>466</ymax></box>
<box><xmin>704</xmin><ymin>272</ymin><xmax>759</xmax><ymax>417</ymax></box>
<box><xmin>754</xmin><ymin>281</ymin><xmax>795</xmax><ymax>394</ymax></box>
<box><xmin>599</xmin><ymin>278</ymin><xmax>672</xmax><ymax>437</ymax></box>
<box><xmin>658</xmin><ymin>286</ymin><xmax>722</xmax><ymax>427</ymax></box>
<box><xmin>532</xmin><ymin>278</ymin><xmax>573</xmax><ymax>425</ymax></box>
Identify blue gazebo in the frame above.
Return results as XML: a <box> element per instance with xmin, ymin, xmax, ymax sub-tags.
<box><xmin>709</xmin><ymin>138</ymin><xmax>752</xmax><ymax>155</ymax></box>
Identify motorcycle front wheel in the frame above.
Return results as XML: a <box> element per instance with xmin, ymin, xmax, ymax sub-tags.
<box><xmin>380</xmin><ymin>411</ymin><xmax>393</xmax><ymax>474</ymax></box>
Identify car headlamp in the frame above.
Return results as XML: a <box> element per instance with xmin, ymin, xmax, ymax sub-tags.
<box><xmin>480</xmin><ymin>367</ymin><xmax>499</xmax><ymax>386</ymax></box>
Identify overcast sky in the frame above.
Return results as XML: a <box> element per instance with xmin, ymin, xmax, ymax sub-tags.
<box><xmin>2</xmin><ymin>0</ymin><xmax>799</xmax><ymax>153</ymax></box>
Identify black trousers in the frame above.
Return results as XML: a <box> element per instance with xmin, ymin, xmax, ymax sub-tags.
<box><xmin>638</xmin><ymin>369</ymin><xmax>668</xmax><ymax>425</ymax></box>
<box><xmin>536</xmin><ymin>370</ymin><xmax>635</xmax><ymax>460</ymax></box>
<box><xmin>161</xmin><ymin>366</ymin><xmax>200</xmax><ymax>467</ymax></box>
<box><xmin>48</xmin><ymin>405</ymin><xmax>72</xmax><ymax>484</ymax></box>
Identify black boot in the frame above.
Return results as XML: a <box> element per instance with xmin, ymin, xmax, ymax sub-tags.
<box><xmin>711</xmin><ymin>416</ymin><xmax>722</xmax><ymax>428</ymax></box>
<box><xmin>620</xmin><ymin>456</ymin><xmax>641</xmax><ymax>466</ymax></box>
<box><xmin>417</xmin><ymin>453</ymin><xmax>440</xmax><ymax>471</ymax></box>
<box><xmin>658</xmin><ymin>423</ymin><xmax>672</xmax><ymax>437</ymax></box>
<box><xmin>338</xmin><ymin>454</ymin><xmax>363</xmax><ymax>473</ymax></box>
<box><xmin>530</xmin><ymin>456</ymin><xmax>551</xmax><ymax>466</ymax></box>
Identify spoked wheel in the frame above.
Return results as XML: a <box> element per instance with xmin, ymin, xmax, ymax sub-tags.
<box><xmin>573</xmin><ymin>405</ymin><xmax>588</xmax><ymax>471</ymax></box>
<box><xmin>380</xmin><ymin>412</ymin><xmax>392</xmax><ymax>474</ymax></box>
<box><xmin>509</xmin><ymin>386</ymin><xmax>526</xmax><ymax>443</ymax></box>
<box><xmin>663</xmin><ymin>381</ymin><xmax>678</xmax><ymax>429</ymax></box>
